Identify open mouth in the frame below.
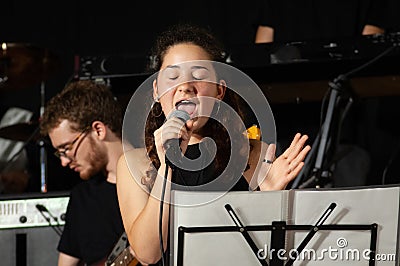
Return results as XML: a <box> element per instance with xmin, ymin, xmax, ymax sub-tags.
<box><xmin>175</xmin><ymin>100</ymin><xmax>197</xmax><ymax>116</ymax></box>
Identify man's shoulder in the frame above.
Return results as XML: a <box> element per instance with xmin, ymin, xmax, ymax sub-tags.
<box><xmin>69</xmin><ymin>174</ymin><xmax>106</xmax><ymax>193</ymax></box>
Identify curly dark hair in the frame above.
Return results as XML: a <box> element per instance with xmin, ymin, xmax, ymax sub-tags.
<box><xmin>40</xmin><ymin>80</ymin><xmax>123</xmax><ymax>137</ymax></box>
<box><xmin>143</xmin><ymin>24</ymin><xmax>248</xmax><ymax>189</ymax></box>
<box><xmin>146</xmin><ymin>23</ymin><xmax>226</xmax><ymax>72</ymax></box>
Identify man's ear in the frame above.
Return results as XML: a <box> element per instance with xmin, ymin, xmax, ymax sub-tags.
<box><xmin>91</xmin><ymin>121</ymin><xmax>107</xmax><ymax>140</ymax></box>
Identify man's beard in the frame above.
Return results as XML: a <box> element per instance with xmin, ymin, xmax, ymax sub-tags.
<box><xmin>79</xmin><ymin>138</ymin><xmax>107</xmax><ymax>180</ymax></box>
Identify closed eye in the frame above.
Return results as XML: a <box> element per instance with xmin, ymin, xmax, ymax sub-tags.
<box><xmin>162</xmin><ymin>66</ymin><xmax>180</xmax><ymax>80</ymax></box>
<box><xmin>192</xmin><ymin>67</ymin><xmax>210</xmax><ymax>80</ymax></box>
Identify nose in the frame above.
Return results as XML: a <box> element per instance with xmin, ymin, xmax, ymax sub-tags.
<box><xmin>60</xmin><ymin>156</ymin><xmax>71</xmax><ymax>167</ymax></box>
<box><xmin>177</xmin><ymin>82</ymin><xmax>197</xmax><ymax>95</ymax></box>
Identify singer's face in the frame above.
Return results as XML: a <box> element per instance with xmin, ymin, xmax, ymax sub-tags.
<box><xmin>49</xmin><ymin>119</ymin><xmax>107</xmax><ymax>180</ymax></box>
<box><xmin>154</xmin><ymin>44</ymin><xmax>225</xmax><ymax>132</ymax></box>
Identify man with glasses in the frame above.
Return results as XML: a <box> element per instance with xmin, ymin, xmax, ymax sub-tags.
<box><xmin>40</xmin><ymin>80</ymin><xmax>126</xmax><ymax>265</ymax></box>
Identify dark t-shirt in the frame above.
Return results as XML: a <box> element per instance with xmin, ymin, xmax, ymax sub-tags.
<box><xmin>257</xmin><ymin>0</ymin><xmax>388</xmax><ymax>42</ymax></box>
<box><xmin>58</xmin><ymin>175</ymin><xmax>125</xmax><ymax>265</ymax></box>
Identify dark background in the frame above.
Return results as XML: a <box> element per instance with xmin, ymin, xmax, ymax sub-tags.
<box><xmin>1</xmin><ymin>0</ymin><xmax>399</xmax><ymax>193</ymax></box>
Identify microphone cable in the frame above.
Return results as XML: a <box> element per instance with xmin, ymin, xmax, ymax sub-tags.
<box><xmin>159</xmin><ymin>162</ymin><xmax>170</xmax><ymax>266</ymax></box>
<box><xmin>36</xmin><ymin>204</ymin><xmax>63</xmax><ymax>236</ymax></box>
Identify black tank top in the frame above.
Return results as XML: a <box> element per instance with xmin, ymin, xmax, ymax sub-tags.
<box><xmin>152</xmin><ymin>143</ymin><xmax>250</xmax><ymax>266</ymax></box>
<box><xmin>171</xmin><ymin>142</ymin><xmax>249</xmax><ymax>191</ymax></box>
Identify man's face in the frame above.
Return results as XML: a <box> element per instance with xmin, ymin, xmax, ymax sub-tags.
<box><xmin>48</xmin><ymin>119</ymin><xmax>107</xmax><ymax>180</ymax></box>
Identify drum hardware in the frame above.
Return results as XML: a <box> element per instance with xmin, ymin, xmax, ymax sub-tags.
<box><xmin>0</xmin><ymin>42</ymin><xmax>60</xmax><ymax>92</ymax></box>
<box><xmin>0</xmin><ymin>121</ymin><xmax>40</xmax><ymax>142</ymax></box>
<box><xmin>1</xmin><ymin>42</ymin><xmax>61</xmax><ymax>192</ymax></box>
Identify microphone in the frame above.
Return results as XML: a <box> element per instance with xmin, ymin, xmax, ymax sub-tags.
<box><xmin>164</xmin><ymin>109</ymin><xmax>190</xmax><ymax>168</ymax></box>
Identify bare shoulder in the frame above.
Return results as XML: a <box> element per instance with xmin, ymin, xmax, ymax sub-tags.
<box><xmin>117</xmin><ymin>148</ymin><xmax>151</xmax><ymax>179</ymax></box>
<box><xmin>120</xmin><ymin>148</ymin><xmax>148</xmax><ymax>161</ymax></box>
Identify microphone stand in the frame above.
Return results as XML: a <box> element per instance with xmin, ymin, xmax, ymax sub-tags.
<box><xmin>301</xmin><ymin>76</ymin><xmax>351</xmax><ymax>188</ymax></box>
<box><xmin>292</xmin><ymin>44</ymin><xmax>396</xmax><ymax>189</ymax></box>
<box><xmin>39</xmin><ymin>81</ymin><xmax>48</xmax><ymax>193</ymax></box>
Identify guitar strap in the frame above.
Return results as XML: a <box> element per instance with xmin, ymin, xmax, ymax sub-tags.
<box><xmin>105</xmin><ymin>232</ymin><xmax>129</xmax><ymax>265</ymax></box>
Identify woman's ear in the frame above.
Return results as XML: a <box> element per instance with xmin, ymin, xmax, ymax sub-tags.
<box><xmin>91</xmin><ymin>121</ymin><xmax>107</xmax><ymax>140</ymax></box>
<box><xmin>153</xmin><ymin>79</ymin><xmax>159</xmax><ymax>102</ymax></box>
<box><xmin>216</xmin><ymin>80</ymin><xmax>226</xmax><ymax>100</ymax></box>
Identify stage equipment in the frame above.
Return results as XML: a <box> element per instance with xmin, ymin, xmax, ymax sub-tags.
<box><xmin>1</xmin><ymin>42</ymin><xmax>62</xmax><ymax>192</ymax></box>
<box><xmin>0</xmin><ymin>191</ymin><xmax>69</xmax><ymax>265</ymax></box>
<box><xmin>0</xmin><ymin>42</ymin><xmax>60</xmax><ymax>91</ymax></box>
<box><xmin>0</xmin><ymin>121</ymin><xmax>40</xmax><ymax>142</ymax></box>
<box><xmin>171</xmin><ymin>185</ymin><xmax>400</xmax><ymax>266</ymax></box>
<box><xmin>290</xmin><ymin>34</ymin><xmax>399</xmax><ymax>188</ymax></box>
<box><xmin>75</xmin><ymin>32</ymin><xmax>400</xmax><ymax>102</ymax></box>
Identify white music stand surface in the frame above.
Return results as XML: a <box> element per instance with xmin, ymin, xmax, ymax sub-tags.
<box><xmin>170</xmin><ymin>185</ymin><xmax>400</xmax><ymax>266</ymax></box>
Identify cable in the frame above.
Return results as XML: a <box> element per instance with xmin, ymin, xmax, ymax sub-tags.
<box><xmin>159</xmin><ymin>163</ymin><xmax>169</xmax><ymax>266</ymax></box>
<box><xmin>36</xmin><ymin>204</ymin><xmax>62</xmax><ymax>236</ymax></box>
<box><xmin>342</xmin><ymin>46</ymin><xmax>395</xmax><ymax>79</ymax></box>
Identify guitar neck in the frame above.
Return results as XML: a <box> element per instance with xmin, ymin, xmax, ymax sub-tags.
<box><xmin>107</xmin><ymin>246</ymin><xmax>139</xmax><ymax>266</ymax></box>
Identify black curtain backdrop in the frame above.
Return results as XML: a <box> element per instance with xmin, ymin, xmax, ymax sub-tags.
<box><xmin>1</xmin><ymin>0</ymin><xmax>399</xmax><ymax>192</ymax></box>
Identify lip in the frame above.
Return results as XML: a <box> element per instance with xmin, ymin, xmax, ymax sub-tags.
<box><xmin>70</xmin><ymin>165</ymin><xmax>79</xmax><ymax>172</ymax></box>
<box><xmin>175</xmin><ymin>97</ymin><xmax>198</xmax><ymax>106</ymax></box>
<box><xmin>175</xmin><ymin>98</ymin><xmax>198</xmax><ymax>118</ymax></box>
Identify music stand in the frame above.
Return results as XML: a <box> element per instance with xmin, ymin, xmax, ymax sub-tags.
<box><xmin>171</xmin><ymin>186</ymin><xmax>399</xmax><ymax>266</ymax></box>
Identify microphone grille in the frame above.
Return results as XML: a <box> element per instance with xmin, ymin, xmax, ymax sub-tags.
<box><xmin>167</xmin><ymin>109</ymin><xmax>190</xmax><ymax>122</ymax></box>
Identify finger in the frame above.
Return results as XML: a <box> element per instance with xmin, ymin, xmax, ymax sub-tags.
<box><xmin>281</xmin><ymin>133</ymin><xmax>301</xmax><ymax>158</ymax></box>
<box><xmin>286</xmin><ymin>134</ymin><xmax>309</xmax><ymax>161</ymax></box>
<box><xmin>288</xmin><ymin>162</ymin><xmax>305</xmax><ymax>180</ymax></box>
<box><xmin>286</xmin><ymin>144</ymin><xmax>311</xmax><ymax>170</ymax></box>
<box><xmin>299</xmin><ymin>145</ymin><xmax>311</xmax><ymax>160</ymax></box>
<box><xmin>168</xmin><ymin>117</ymin><xmax>187</xmax><ymax>130</ymax></box>
<box><xmin>292</xmin><ymin>144</ymin><xmax>311</xmax><ymax>163</ymax></box>
<box><xmin>162</xmin><ymin>119</ymin><xmax>187</xmax><ymax>138</ymax></box>
<box><xmin>185</xmin><ymin>119</ymin><xmax>194</xmax><ymax>131</ymax></box>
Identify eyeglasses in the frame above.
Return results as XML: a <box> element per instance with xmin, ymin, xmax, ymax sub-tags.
<box><xmin>54</xmin><ymin>127</ymin><xmax>91</xmax><ymax>159</ymax></box>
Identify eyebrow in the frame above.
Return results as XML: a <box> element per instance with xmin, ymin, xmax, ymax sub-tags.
<box><xmin>55</xmin><ymin>142</ymin><xmax>71</xmax><ymax>150</ymax></box>
<box><xmin>191</xmin><ymin>65</ymin><xmax>209</xmax><ymax>71</ymax></box>
<box><xmin>164</xmin><ymin>65</ymin><xmax>210</xmax><ymax>71</ymax></box>
<box><xmin>54</xmin><ymin>134</ymin><xmax>80</xmax><ymax>150</ymax></box>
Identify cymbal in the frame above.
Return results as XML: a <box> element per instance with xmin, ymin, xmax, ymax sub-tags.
<box><xmin>0</xmin><ymin>121</ymin><xmax>40</xmax><ymax>142</ymax></box>
<box><xmin>0</xmin><ymin>43</ymin><xmax>61</xmax><ymax>91</ymax></box>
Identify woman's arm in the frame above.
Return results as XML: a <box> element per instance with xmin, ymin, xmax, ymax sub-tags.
<box><xmin>117</xmin><ymin>116</ymin><xmax>192</xmax><ymax>264</ymax></box>
<box><xmin>116</xmin><ymin>149</ymin><xmax>172</xmax><ymax>265</ymax></box>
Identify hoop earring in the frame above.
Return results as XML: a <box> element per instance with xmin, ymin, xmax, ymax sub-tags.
<box><xmin>151</xmin><ymin>101</ymin><xmax>163</xmax><ymax>118</ymax></box>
